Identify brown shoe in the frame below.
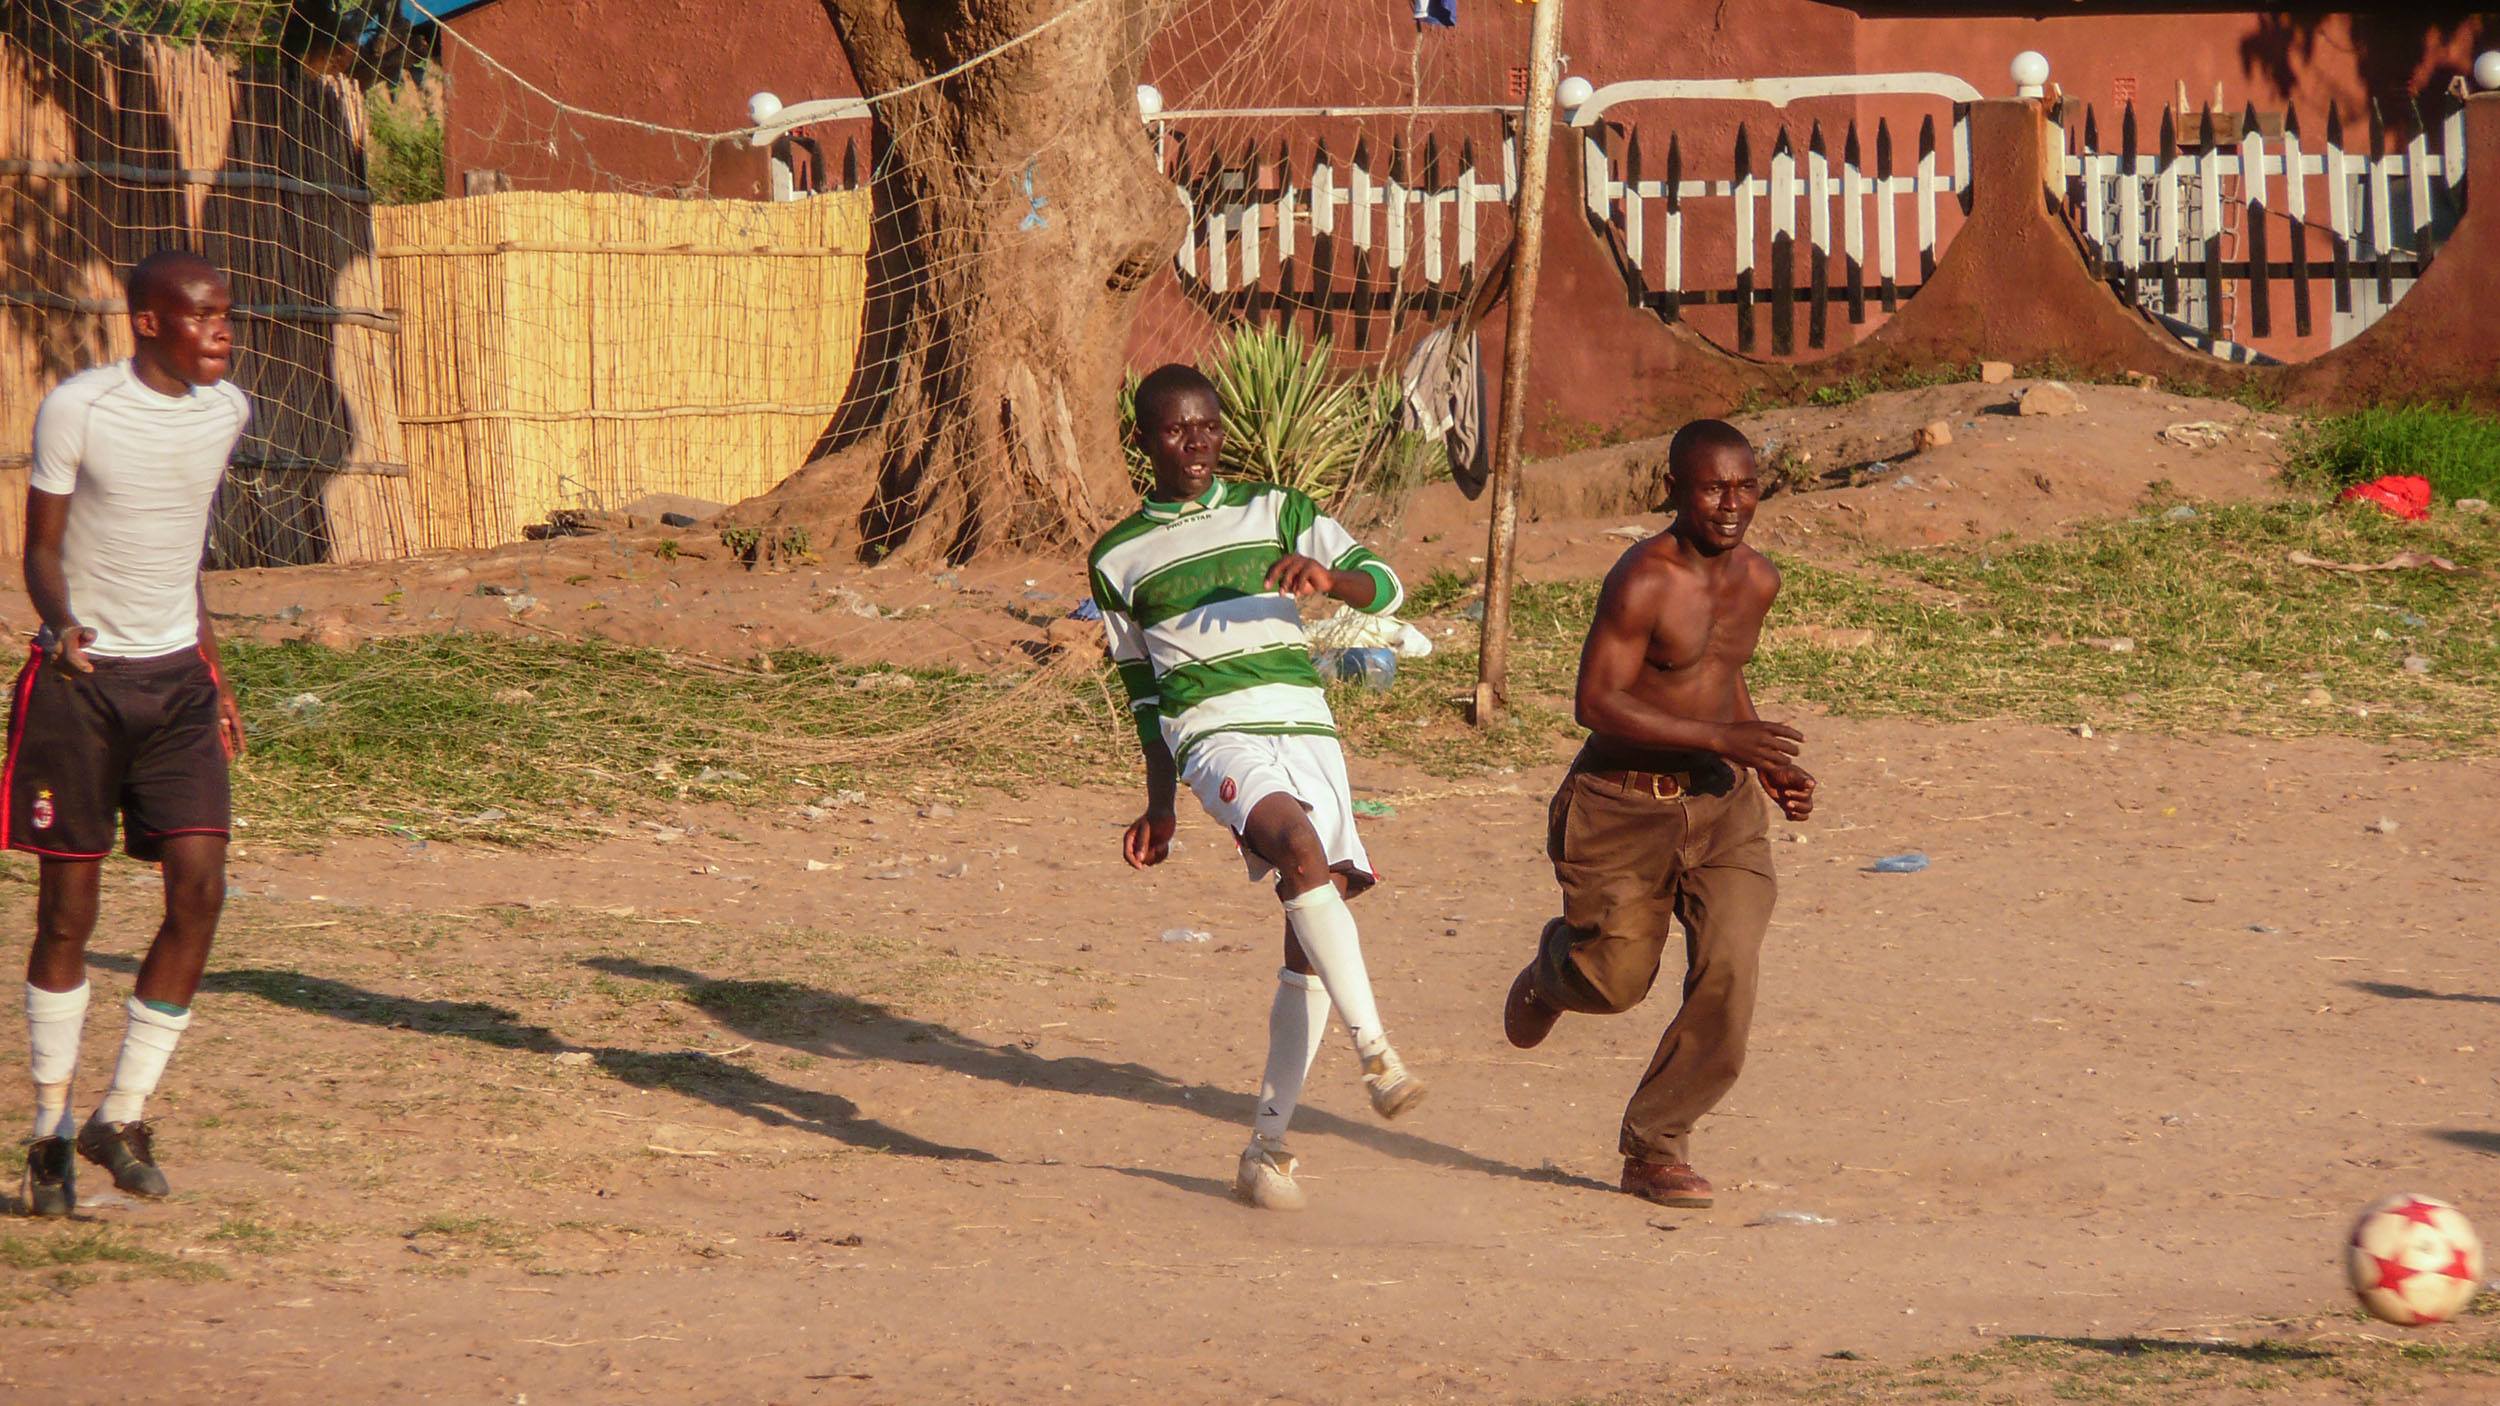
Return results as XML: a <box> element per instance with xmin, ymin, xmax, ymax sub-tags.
<box><xmin>1621</xmin><ymin>1157</ymin><xmax>1713</xmax><ymax>1208</ymax></box>
<box><xmin>1503</xmin><ymin>963</ymin><xmax>1561</xmax><ymax>1049</ymax></box>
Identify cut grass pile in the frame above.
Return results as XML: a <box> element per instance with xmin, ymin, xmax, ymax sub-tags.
<box><xmin>2285</xmin><ymin>405</ymin><xmax>2500</xmax><ymax>504</ymax></box>
<box><xmin>222</xmin><ymin>503</ymin><xmax>2497</xmax><ymax>844</ymax></box>
<box><xmin>1343</xmin><ymin>501</ymin><xmax>2500</xmax><ymax>759</ymax></box>
<box><xmin>227</xmin><ymin>640</ymin><xmax>1135</xmax><ymax>845</ymax></box>
<box><xmin>1755</xmin><ymin>500</ymin><xmax>2500</xmax><ymax>745</ymax></box>
<box><xmin>0</xmin><ymin>1225</ymin><xmax>221</xmax><ymax>1303</ymax></box>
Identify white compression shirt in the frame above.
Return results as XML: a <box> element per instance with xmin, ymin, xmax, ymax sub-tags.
<box><xmin>29</xmin><ymin>361</ymin><xmax>248</xmax><ymax>659</ymax></box>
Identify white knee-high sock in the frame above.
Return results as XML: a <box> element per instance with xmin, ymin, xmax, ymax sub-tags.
<box><xmin>26</xmin><ymin>981</ymin><xmax>90</xmax><ymax>1140</ymax></box>
<box><xmin>96</xmin><ymin>997</ymin><xmax>191</xmax><ymax>1126</ymax></box>
<box><xmin>1251</xmin><ymin>970</ymin><xmax>1331</xmax><ymax>1142</ymax></box>
<box><xmin>1281</xmin><ymin>884</ymin><xmax>1388</xmax><ymax>1059</ymax></box>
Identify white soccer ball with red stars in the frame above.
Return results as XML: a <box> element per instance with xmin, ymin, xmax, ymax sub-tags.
<box><xmin>2346</xmin><ymin>1193</ymin><xmax>2484</xmax><ymax>1326</ymax></box>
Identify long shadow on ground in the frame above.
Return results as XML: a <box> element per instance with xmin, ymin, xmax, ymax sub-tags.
<box><xmin>2005</xmin><ymin>1335</ymin><xmax>2334</xmax><ymax>1363</ymax></box>
<box><xmin>583</xmin><ymin>955</ymin><xmax>1611</xmax><ymax>1193</ymax></box>
<box><xmin>2353</xmin><ymin>980</ymin><xmax>2500</xmax><ymax>1007</ymax></box>
<box><xmin>85</xmin><ymin>952</ymin><xmax>995</xmax><ymax>1163</ymax></box>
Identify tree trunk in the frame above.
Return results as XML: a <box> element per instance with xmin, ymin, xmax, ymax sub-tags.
<box><xmin>794</xmin><ymin>0</ymin><xmax>1181</xmax><ymax>566</ymax></box>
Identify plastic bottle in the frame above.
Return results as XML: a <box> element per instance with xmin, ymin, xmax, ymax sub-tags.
<box><xmin>1312</xmin><ymin>646</ymin><xmax>1397</xmax><ymax>691</ymax></box>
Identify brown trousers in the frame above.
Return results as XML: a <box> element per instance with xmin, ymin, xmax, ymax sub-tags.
<box><xmin>1533</xmin><ymin>756</ymin><xmax>1776</xmax><ymax>1165</ymax></box>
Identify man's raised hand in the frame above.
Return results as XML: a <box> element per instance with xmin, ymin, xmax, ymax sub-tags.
<box><xmin>1123</xmin><ymin>808</ymin><xmax>1177</xmax><ymax>869</ymax></box>
<box><xmin>216</xmin><ymin>686</ymin><xmax>247</xmax><ymax>759</ymax></box>
<box><xmin>1264</xmin><ymin>554</ymin><xmax>1336</xmax><ymax>598</ymax></box>
<box><xmin>1760</xmin><ymin>765</ymin><xmax>1816</xmax><ymax>822</ymax></box>
<box><xmin>45</xmin><ymin>625</ymin><xmax>95</xmax><ymax>677</ymax></box>
<box><xmin>1715</xmin><ymin>719</ymin><xmax>1803</xmax><ymax>772</ymax></box>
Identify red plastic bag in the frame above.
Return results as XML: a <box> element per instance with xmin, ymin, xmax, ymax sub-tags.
<box><xmin>2338</xmin><ymin>474</ymin><xmax>2433</xmax><ymax>521</ymax></box>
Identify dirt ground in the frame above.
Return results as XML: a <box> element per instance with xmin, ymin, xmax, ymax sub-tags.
<box><xmin>9</xmin><ymin>376</ymin><xmax>2496</xmax><ymax>1403</ymax></box>
<box><xmin>5</xmin><ymin>712</ymin><xmax>2498</xmax><ymax>1403</ymax></box>
<box><xmin>0</xmin><ymin>380</ymin><xmax>2295</xmax><ymax>674</ymax></box>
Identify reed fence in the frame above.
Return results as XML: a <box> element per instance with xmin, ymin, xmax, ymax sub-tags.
<box><xmin>0</xmin><ymin>26</ymin><xmax>411</xmax><ymax>565</ymax></box>
<box><xmin>375</xmin><ymin>189</ymin><xmax>872</xmax><ymax>551</ymax></box>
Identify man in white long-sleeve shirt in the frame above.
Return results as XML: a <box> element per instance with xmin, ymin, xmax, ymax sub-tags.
<box><xmin>13</xmin><ymin>249</ymin><xmax>248</xmax><ymax>1216</ymax></box>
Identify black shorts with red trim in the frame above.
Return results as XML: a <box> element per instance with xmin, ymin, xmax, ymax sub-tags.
<box><xmin>4</xmin><ymin>645</ymin><xmax>231</xmax><ymax>862</ymax></box>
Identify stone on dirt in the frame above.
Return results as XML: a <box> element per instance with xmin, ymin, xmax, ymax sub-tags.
<box><xmin>820</xmin><ymin>586</ymin><xmax>881</xmax><ymax>620</ymax></box>
<box><xmin>1045</xmin><ymin>616</ymin><xmax>1099</xmax><ymax>651</ymax></box>
<box><xmin>2017</xmin><ymin>381</ymin><xmax>2082</xmax><ymax>417</ymax></box>
<box><xmin>305</xmin><ymin>612</ymin><xmax>357</xmax><ymax>651</ymax></box>
<box><xmin>2158</xmin><ymin>420</ymin><xmax>2231</xmax><ymax>449</ymax></box>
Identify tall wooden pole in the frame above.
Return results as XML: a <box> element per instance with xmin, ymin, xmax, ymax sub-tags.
<box><xmin>1473</xmin><ymin>0</ymin><xmax>1563</xmax><ymax>726</ymax></box>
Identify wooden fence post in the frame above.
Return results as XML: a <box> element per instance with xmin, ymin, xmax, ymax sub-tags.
<box><xmin>1473</xmin><ymin>0</ymin><xmax>1563</xmax><ymax>727</ymax></box>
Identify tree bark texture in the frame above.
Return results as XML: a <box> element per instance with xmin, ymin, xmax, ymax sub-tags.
<box><xmin>795</xmin><ymin>0</ymin><xmax>1182</xmax><ymax>565</ymax></box>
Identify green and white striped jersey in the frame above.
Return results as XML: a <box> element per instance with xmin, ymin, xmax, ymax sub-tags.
<box><xmin>1087</xmin><ymin>479</ymin><xmax>1404</xmax><ymax>762</ymax></box>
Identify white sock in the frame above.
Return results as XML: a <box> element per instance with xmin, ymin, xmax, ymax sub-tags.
<box><xmin>1281</xmin><ymin>884</ymin><xmax>1389</xmax><ymax>1060</ymax></box>
<box><xmin>1251</xmin><ymin>970</ymin><xmax>1331</xmax><ymax>1142</ymax></box>
<box><xmin>26</xmin><ymin>981</ymin><xmax>90</xmax><ymax>1140</ymax></box>
<box><xmin>95</xmin><ymin>997</ymin><xmax>192</xmax><ymax>1126</ymax></box>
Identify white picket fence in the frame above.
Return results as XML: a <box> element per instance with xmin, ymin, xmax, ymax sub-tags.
<box><xmin>2058</xmin><ymin>101</ymin><xmax>2468</xmax><ymax>357</ymax></box>
<box><xmin>1578</xmin><ymin>111</ymin><xmax>1970</xmax><ymax>351</ymax></box>
<box><xmin>1156</xmin><ymin>113</ymin><xmax>1518</xmax><ymax>297</ymax></box>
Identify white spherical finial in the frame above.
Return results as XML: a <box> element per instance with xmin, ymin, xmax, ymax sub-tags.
<box><xmin>2011</xmin><ymin>51</ymin><xmax>2050</xmax><ymax>98</ymax></box>
<box><xmin>1556</xmin><ymin>75</ymin><xmax>1594</xmax><ymax>111</ymax></box>
<box><xmin>747</xmin><ymin>91</ymin><xmax>783</xmax><ymax>126</ymax></box>
<box><xmin>1137</xmin><ymin>83</ymin><xmax>1164</xmax><ymax>119</ymax></box>
<box><xmin>2476</xmin><ymin>52</ymin><xmax>2500</xmax><ymax>92</ymax></box>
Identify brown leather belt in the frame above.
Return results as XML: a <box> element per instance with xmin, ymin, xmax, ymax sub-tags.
<box><xmin>1577</xmin><ymin>768</ymin><xmax>1689</xmax><ymax>798</ymax></box>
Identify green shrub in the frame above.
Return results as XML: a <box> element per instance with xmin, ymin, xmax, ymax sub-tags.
<box><xmin>2286</xmin><ymin>406</ymin><xmax>2500</xmax><ymax>503</ymax></box>
<box><xmin>1120</xmin><ymin>324</ymin><xmax>1441</xmax><ymax>506</ymax></box>
<box><xmin>364</xmin><ymin>78</ymin><xmax>445</xmax><ymax>206</ymax></box>
<box><xmin>1202</xmin><ymin>324</ymin><xmax>1381</xmax><ymax>501</ymax></box>
<box><xmin>1115</xmin><ymin>372</ymin><xmax>1152</xmax><ymax>490</ymax></box>
<box><xmin>84</xmin><ymin>1</ymin><xmax>284</xmax><ymax>50</ymax></box>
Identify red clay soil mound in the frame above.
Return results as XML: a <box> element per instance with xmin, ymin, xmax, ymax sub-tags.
<box><xmin>1393</xmin><ymin>378</ymin><xmax>2297</xmax><ymax>584</ymax></box>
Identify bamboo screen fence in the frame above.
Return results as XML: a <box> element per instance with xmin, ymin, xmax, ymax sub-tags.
<box><xmin>374</xmin><ymin>190</ymin><xmax>872</xmax><ymax>552</ymax></box>
<box><xmin>0</xmin><ymin>26</ymin><xmax>411</xmax><ymax>566</ymax></box>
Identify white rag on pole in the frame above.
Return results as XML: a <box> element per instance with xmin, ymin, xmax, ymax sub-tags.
<box><xmin>1398</xmin><ymin>325</ymin><xmax>1489</xmax><ymax>498</ymax></box>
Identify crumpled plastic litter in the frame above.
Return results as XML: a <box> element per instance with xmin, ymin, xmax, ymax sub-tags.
<box><xmin>1306</xmin><ymin>604</ymin><xmax>1435</xmax><ymax>659</ymax></box>
<box><xmin>2337</xmin><ymin>474</ymin><xmax>2432</xmax><ymax>521</ymax></box>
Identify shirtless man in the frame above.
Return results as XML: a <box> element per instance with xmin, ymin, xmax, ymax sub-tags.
<box><xmin>1499</xmin><ymin>418</ymin><xmax>1814</xmax><ymax>1209</ymax></box>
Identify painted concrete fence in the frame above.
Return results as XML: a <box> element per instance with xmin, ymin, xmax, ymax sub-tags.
<box><xmin>1507</xmin><ymin>85</ymin><xmax>2500</xmax><ymax>453</ymax></box>
<box><xmin>2059</xmin><ymin>97</ymin><xmax>2470</xmax><ymax>362</ymax></box>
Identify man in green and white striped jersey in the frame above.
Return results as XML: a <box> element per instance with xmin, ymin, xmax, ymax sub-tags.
<box><xmin>1090</xmin><ymin>363</ymin><xmax>1426</xmax><ymax>1212</ymax></box>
